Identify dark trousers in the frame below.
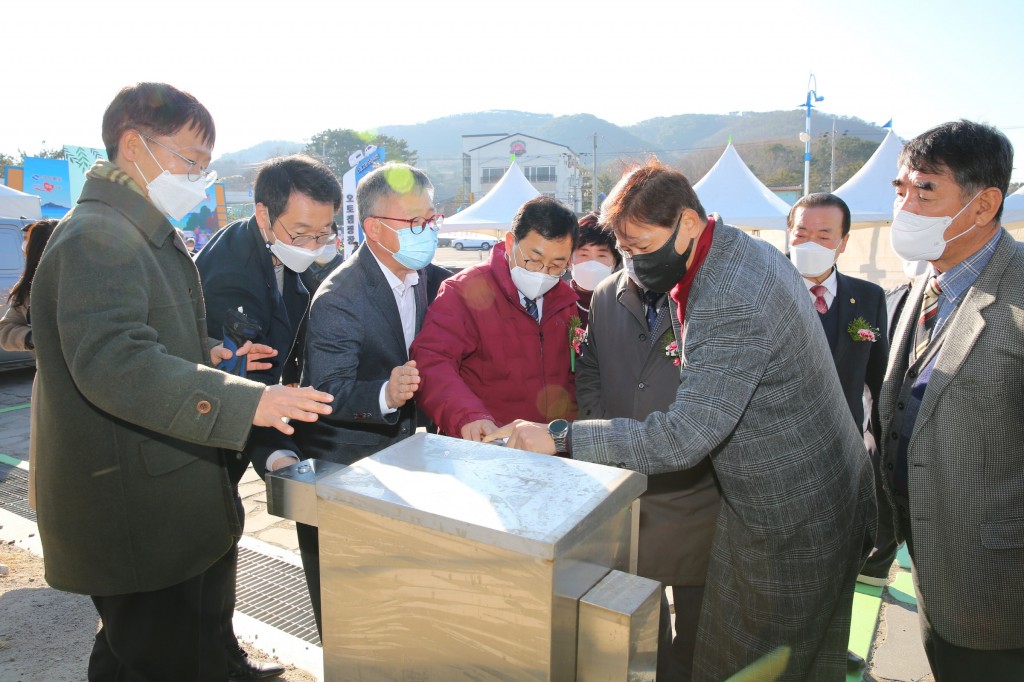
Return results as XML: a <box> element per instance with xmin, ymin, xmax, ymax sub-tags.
<box><xmin>88</xmin><ymin>553</ymin><xmax>230</xmax><ymax>681</ymax></box>
<box><xmin>920</xmin><ymin>610</ymin><xmax>1024</xmax><ymax>681</ymax></box>
<box><xmin>296</xmin><ymin>521</ymin><xmax>323</xmax><ymax>638</ymax></box>
<box><xmin>209</xmin><ymin>536</ymin><xmax>241</xmax><ymax>649</ymax></box>
<box><xmin>207</xmin><ymin>488</ymin><xmax>245</xmax><ymax>654</ymax></box>
<box><xmin>657</xmin><ymin>585</ymin><xmax>704</xmax><ymax>682</ymax></box>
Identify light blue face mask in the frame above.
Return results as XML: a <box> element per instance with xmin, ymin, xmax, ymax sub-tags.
<box><xmin>375</xmin><ymin>219</ymin><xmax>438</xmax><ymax>270</ymax></box>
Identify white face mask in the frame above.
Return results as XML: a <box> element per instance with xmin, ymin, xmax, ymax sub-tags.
<box><xmin>269</xmin><ymin>239</ymin><xmax>325</xmax><ymax>273</ymax></box>
<box><xmin>508</xmin><ymin>241</ymin><xmax>560</xmax><ymax>300</ymax></box>
<box><xmin>134</xmin><ymin>139</ymin><xmax>210</xmax><ymax>221</ymax></box>
<box><xmin>571</xmin><ymin>259</ymin><xmax>614</xmax><ymax>291</ymax></box>
<box><xmin>902</xmin><ymin>258</ymin><xmax>929</xmax><ymax>279</ymax></box>
<box><xmin>511</xmin><ymin>266</ymin><xmax>560</xmax><ymax>300</ymax></box>
<box><xmin>889</xmin><ymin>191</ymin><xmax>981</xmax><ymax>262</ymax></box>
<box><xmin>620</xmin><ymin>251</ymin><xmax>642</xmax><ymax>288</ymax></box>
<box><xmin>789</xmin><ymin>240</ymin><xmax>838</xmax><ymax>277</ymax></box>
<box><xmin>314</xmin><ymin>241</ymin><xmax>338</xmax><ymax>266</ymax></box>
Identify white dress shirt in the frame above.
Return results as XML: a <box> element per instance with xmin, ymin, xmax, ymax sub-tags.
<box><xmin>370</xmin><ymin>248</ymin><xmax>420</xmax><ymax>415</ymax></box>
<box><xmin>802</xmin><ymin>267</ymin><xmax>838</xmax><ymax>311</ymax></box>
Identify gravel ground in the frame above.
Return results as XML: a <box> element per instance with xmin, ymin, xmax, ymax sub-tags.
<box><xmin>0</xmin><ymin>541</ymin><xmax>317</xmax><ymax>682</ymax></box>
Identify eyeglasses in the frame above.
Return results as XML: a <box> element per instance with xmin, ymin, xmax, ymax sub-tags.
<box><xmin>274</xmin><ymin>220</ymin><xmax>338</xmax><ymax>247</ymax></box>
<box><xmin>514</xmin><ymin>241</ymin><xmax>569</xmax><ymax>277</ymax></box>
<box><xmin>370</xmin><ymin>214</ymin><xmax>444</xmax><ymax>234</ymax></box>
<box><xmin>141</xmin><ymin>135</ymin><xmax>217</xmax><ymax>184</ymax></box>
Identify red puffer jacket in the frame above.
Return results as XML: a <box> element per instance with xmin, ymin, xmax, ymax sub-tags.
<box><xmin>411</xmin><ymin>242</ymin><xmax>578</xmax><ymax>436</ymax></box>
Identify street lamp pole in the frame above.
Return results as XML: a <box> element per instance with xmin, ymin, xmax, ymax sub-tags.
<box><xmin>800</xmin><ymin>74</ymin><xmax>824</xmax><ymax>197</ymax></box>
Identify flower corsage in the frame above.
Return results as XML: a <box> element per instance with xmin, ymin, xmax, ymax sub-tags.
<box><xmin>847</xmin><ymin>317</ymin><xmax>880</xmax><ymax>343</ymax></box>
<box><xmin>569</xmin><ymin>315</ymin><xmax>586</xmax><ymax>372</ymax></box>
<box><xmin>659</xmin><ymin>329</ymin><xmax>682</xmax><ymax>366</ymax></box>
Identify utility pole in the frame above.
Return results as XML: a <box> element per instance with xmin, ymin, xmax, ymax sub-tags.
<box><xmin>591</xmin><ymin>133</ymin><xmax>598</xmax><ymax>212</ymax></box>
<box><xmin>829</xmin><ymin>119</ymin><xmax>837</xmax><ymax>192</ymax></box>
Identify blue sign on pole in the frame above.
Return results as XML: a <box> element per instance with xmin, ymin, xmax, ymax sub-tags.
<box><xmin>352</xmin><ymin>147</ymin><xmax>386</xmax><ymax>242</ymax></box>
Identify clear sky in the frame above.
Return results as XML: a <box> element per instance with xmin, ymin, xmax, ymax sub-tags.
<box><xmin>5</xmin><ymin>0</ymin><xmax>1023</xmax><ymax>179</ymax></box>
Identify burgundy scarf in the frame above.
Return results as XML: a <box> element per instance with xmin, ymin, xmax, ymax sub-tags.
<box><xmin>669</xmin><ymin>216</ymin><xmax>716</xmax><ymax>325</ymax></box>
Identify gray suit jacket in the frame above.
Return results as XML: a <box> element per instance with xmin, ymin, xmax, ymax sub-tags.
<box><xmin>879</xmin><ymin>228</ymin><xmax>1024</xmax><ymax>650</ymax></box>
<box><xmin>294</xmin><ymin>243</ymin><xmax>427</xmax><ymax>465</ymax></box>
<box><xmin>572</xmin><ymin>223</ymin><xmax>876</xmax><ymax>681</ymax></box>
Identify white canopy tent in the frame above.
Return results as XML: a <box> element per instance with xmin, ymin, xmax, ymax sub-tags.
<box><xmin>693</xmin><ymin>142</ymin><xmax>791</xmax><ymax>231</ymax></box>
<box><xmin>1000</xmin><ymin>184</ymin><xmax>1024</xmax><ymax>224</ymax></box>
<box><xmin>440</xmin><ymin>161</ymin><xmax>539</xmax><ymax>233</ymax></box>
<box><xmin>0</xmin><ymin>184</ymin><xmax>42</xmax><ymax>220</ymax></box>
<box><xmin>834</xmin><ymin>130</ymin><xmax>903</xmax><ymax>227</ymax></box>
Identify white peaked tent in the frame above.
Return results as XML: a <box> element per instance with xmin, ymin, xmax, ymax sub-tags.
<box><xmin>1000</xmin><ymin>184</ymin><xmax>1024</xmax><ymax>224</ymax></box>
<box><xmin>834</xmin><ymin>130</ymin><xmax>903</xmax><ymax>226</ymax></box>
<box><xmin>693</xmin><ymin>143</ymin><xmax>791</xmax><ymax>230</ymax></box>
<box><xmin>0</xmin><ymin>184</ymin><xmax>42</xmax><ymax>220</ymax></box>
<box><xmin>440</xmin><ymin>161</ymin><xmax>539</xmax><ymax>233</ymax></box>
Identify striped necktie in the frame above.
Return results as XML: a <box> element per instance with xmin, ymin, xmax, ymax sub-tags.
<box><xmin>523</xmin><ymin>297</ymin><xmax>539</xmax><ymax>321</ymax></box>
<box><xmin>810</xmin><ymin>285</ymin><xmax>829</xmax><ymax>314</ymax></box>
<box><xmin>912</xmin><ymin>277</ymin><xmax>942</xmax><ymax>363</ymax></box>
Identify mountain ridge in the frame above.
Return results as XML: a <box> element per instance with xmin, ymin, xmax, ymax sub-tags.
<box><xmin>210</xmin><ymin>110</ymin><xmax>892</xmax><ymax>202</ymax></box>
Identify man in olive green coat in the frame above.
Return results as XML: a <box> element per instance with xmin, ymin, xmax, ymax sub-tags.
<box><xmin>30</xmin><ymin>82</ymin><xmax>332</xmax><ymax>682</ymax></box>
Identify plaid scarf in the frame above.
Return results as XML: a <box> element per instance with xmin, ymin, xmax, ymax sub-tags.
<box><xmin>85</xmin><ymin>159</ymin><xmax>147</xmax><ymax>199</ymax></box>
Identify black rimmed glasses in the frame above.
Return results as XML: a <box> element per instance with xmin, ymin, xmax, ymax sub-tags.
<box><xmin>370</xmin><ymin>214</ymin><xmax>444</xmax><ymax>234</ymax></box>
<box><xmin>514</xmin><ymin>240</ymin><xmax>569</xmax><ymax>277</ymax></box>
<box><xmin>274</xmin><ymin>221</ymin><xmax>338</xmax><ymax>247</ymax></box>
<box><xmin>141</xmin><ymin>135</ymin><xmax>217</xmax><ymax>184</ymax></box>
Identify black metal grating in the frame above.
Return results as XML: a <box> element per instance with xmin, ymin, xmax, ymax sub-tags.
<box><xmin>0</xmin><ymin>466</ymin><xmax>36</xmax><ymax>522</ymax></box>
<box><xmin>236</xmin><ymin>545</ymin><xmax>321</xmax><ymax>646</ymax></box>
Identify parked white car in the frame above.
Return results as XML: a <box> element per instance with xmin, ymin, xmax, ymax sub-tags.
<box><xmin>444</xmin><ymin>237</ymin><xmax>491</xmax><ymax>250</ymax></box>
<box><xmin>450</xmin><ymin>237</ymin><xmax>493</xmax><ymax>251</ymax></box>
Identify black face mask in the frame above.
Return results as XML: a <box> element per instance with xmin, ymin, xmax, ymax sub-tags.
<box><xmin>630</xmin><ymin>216</ymin><xmax>694</xmax><ymax>294</ymax></box>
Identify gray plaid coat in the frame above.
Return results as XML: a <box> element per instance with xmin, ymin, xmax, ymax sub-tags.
<box><xmin>879</xmin><ymin>228</ymin><xmax>1024</xmax><ymax>650</ymax></box>
<box><xmin>572</xmin><ymin>223</ymin><xmax>876</xmax><ymax>681</ymax></box>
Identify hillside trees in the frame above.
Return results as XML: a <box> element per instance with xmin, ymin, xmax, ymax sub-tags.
<box><xmin>304</xmin><ymin>129</ymin><xmax>417</xmax><ymax>181</ymax></box>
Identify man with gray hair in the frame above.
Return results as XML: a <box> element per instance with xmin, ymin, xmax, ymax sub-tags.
<box><xmin>881</xmin><ymin>120</ymin><xmax>1023</xmax><ymax>679</ymax></box>
<box><xmin>291</xmin><ymin>161</ymin><xmax>447</xmax><ymax>635</ymax></box>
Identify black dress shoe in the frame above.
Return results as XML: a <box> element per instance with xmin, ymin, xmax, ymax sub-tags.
<box><xmin>847</xmin><ymin>649</ymin><xmax>866</xmax><ymax>671</ymax></box>
<box><xmin>226</xmin><ymin>645</ymin><xmax>285</xmax><ymax>680</ymax></box>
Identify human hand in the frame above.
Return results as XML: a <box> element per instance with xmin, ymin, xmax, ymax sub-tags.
<box><xmin>460</xmin><ymin>419</ymin><xmax>498</xmax><ymax>442</ymax></box>
<box><xmin>385</xmin><ymin>361</ymin><xmax>420</xmax><ymax>409</ymax></box>
<box><xmin>211</xmin><ymin>341</ymin><xmax>278</xmax><ymax>372</ymax></box>
<box><xmin>253</xmin><ymin>385</ymin><xmax>334</xmax><ymax>435</ymax></box>
<box><xmin>483</xmin><ymin>420</ymin><xmax>555</xmax><ymax>455</ymax></box>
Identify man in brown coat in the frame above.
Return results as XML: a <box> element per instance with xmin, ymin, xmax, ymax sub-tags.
<box><xmin>30</xmin><ymin>82</ymin><xmax>333</xmax><ymax>682</ymax></box>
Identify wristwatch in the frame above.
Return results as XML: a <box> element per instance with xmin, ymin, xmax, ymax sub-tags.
<box><xmin>548</xmin><ymin>419</ymin><xmax>570</xmax><ymax>454</ymax></box>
